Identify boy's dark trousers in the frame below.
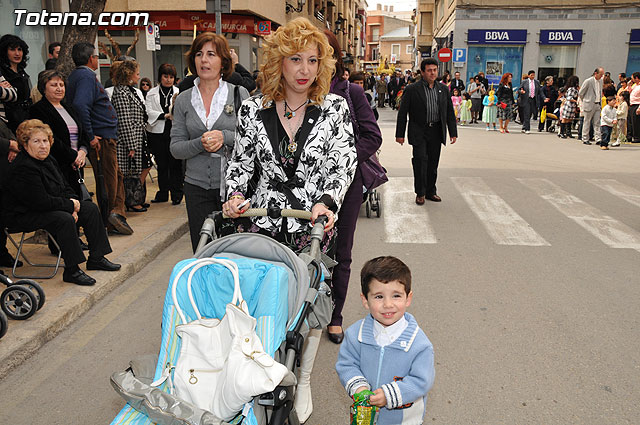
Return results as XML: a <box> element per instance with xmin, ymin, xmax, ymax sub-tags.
<box><xmin>600</xmin><ymin>125</ymin><xmax>612</xmax><ymax>147</ymax></box>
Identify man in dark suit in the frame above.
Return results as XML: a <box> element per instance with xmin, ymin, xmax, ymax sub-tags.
<box><xmin>518</xmin><ymin>70</ymin><xmax>542</xmax><ymax>133</ymax></box>
<box><xmin>396</xmin><ymin>58</ymin><xmax>458</xmax><ymax>204</ymax></box>
<box><xmin>449</xmin><ymin>71</ymin><xmax>465</xmax><ymax>94</ymax></box>
<box><xmin>387</xmin><ymin>71</ymin><xmax>405</xmax><ymax>110</ymax></box>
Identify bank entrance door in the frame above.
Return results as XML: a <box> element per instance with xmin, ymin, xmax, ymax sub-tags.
<box><xmin>538</xmin><ymin>45</ymin><xmax>578</xmax><ymax>88</ymax></box>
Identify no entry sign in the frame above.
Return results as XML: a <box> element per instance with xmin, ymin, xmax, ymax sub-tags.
<box><xmin>437</xmin><ymin>48</ymin><xmax>452</xmax><ymax>62</ymax></box>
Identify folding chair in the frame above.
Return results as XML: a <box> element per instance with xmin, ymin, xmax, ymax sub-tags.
<box><xmin>4</xmin><ymin>228</ymin><xmax>63</xmax><ymax>279</ymax></box>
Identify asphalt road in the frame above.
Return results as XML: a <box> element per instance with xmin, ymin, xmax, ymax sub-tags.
<box><xmin>1</xmin><ymin>106</ymin><xmax>639</xmax><ymax>424</ymax></box>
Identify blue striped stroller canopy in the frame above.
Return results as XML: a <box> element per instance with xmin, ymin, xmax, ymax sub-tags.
<box><xmin>111</xmin><ymin>234</ymin><xmax>312</xmax><ymax>425</ymax></box>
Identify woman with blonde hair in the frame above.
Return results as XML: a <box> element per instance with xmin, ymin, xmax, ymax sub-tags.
<box><xmin>222</xmin><ymin>17</ymin><xmax>357</xmax><ymax>422</ymax></box>
<box><xmin>3</xmin><ymin>119</ymin><xmax>119</xmax><ymax>286</ymax></box>
<box><xmin>111</xmin><ymin>59</ymin><xmax>152</xmax><ymax>212</ymax></box>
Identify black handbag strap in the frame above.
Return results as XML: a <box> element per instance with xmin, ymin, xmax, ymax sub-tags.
<box><xmin>234</xmin><ymin>85</ymin><xmax>241</xmax><ymax>115</ymax></box>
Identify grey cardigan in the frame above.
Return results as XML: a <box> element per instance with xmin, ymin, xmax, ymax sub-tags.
<box><xmin>170</xmin><ymin>84</ymin><xmax>249</xmax><ymax>190</ymax></box>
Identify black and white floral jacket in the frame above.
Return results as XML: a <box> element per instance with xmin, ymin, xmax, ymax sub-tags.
<box><xmin>225</xmin><ymin>93</ymin><xmax>357</xmax><ymax>233</ymax></box>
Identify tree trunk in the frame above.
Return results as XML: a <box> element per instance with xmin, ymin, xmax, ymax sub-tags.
<box><xmin>56</xmin><ymin>0</ymin><xmax>108</xmax><ymax>78</ymax></box>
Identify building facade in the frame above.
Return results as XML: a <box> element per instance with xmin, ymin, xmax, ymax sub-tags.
<box><xmin>363</xmin><ymin>5</ymin><xmax>414</xmax><ymax>72</ymax></box>
<box><xmin>425</xmin><ymin>0</ymin><xmax>640</xmax><ymax>87</ymax></box>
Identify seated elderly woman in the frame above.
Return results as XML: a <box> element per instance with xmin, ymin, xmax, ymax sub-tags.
<box><xmin>2</xmin><ymin>120</ymin><xmax>121</xmax><ymax>286</ymax></box>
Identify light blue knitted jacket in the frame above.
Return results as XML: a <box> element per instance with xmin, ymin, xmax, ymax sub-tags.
<box><xmin>336</xmin><ymin>313</ymin><xmax>435</xmax><ymax>425</ymax></box>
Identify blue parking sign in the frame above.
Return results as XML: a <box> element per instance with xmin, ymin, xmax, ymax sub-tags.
<box><xmin>452</xmin><ymin>48</ymin><xmax>467</xmax><ymax>63</ymax></box>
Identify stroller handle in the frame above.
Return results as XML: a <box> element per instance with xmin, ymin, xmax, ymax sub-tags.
<box><xmin>197</xmin><ymin>208</ymin><xmax>329</xmax><ymax>257</ymax></box>
<box><xmin>222</xmin><ymin>208</ymin><xmax>312</xmax><ymax>221</ymax></box>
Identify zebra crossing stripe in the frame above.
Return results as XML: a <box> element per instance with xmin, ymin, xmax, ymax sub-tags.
<box><xmin>451</xmin><ymin>177</ymin><xmax>549</xmax><ymax>246</ymax></box>
<box><xmin>381</xmin><ymin>177</ymin><xmax>437</xmax><ymax>244</ymax></box>
<box><xmin>588</xmin><ymin>179</ymin><xmax>640</xmax><ymax>209</ymax></box>
<box><xmin>518</xmin><ymin>178</ymin><xmax>640</xmax><ymax>251</ymax></box>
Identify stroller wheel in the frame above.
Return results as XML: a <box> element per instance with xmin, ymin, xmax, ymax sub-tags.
<box><xmin>365</xmin><ymin>201</ymin><xmax>371</xmax><ymax>218</ymax></box>
<box><xmin>1</xmin><ymin>285</ymin><xmax>38</xmax><ymax>320</ymax></box>
<box><xmin>0</xmin><ymin>310</ymin><xmax>7</xmax><ymax>338</ymax></box>
<box><xmin>15</xmin><ymin>279</ymin><xmax>45</xmax><ymax>310</ymax></box>
<box><xmin>376</xmin><ymin>200</ymin><xmax>381</xmax><ymax>217</ymax></box>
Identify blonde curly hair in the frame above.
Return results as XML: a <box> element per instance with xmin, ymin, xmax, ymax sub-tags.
<box><xmin>112</xmin><ymin>59</ymin><xmax>139</xmax><ymax>86</ymax></box>
<box><xmin>260</xmin><ymin>17</ymin><xmax>336</xmax><ymax>106</ymax></box>
<box><xmin>16</xmin><ymin>119</ymin><xmax>54</xmax><ymax>148</ymax></box>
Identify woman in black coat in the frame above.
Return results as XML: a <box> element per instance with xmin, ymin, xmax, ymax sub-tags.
<box><xmin>30</xmin><ymin>70</ymin><xmax>90</xmax><ymax>198</ymax></box>
<box><xmin>3</xmin><ymin>120</ymin><xmax>120</xmax><ymax>286</ymax></box>
<box><xmin>0</xmin><ymin>34</ymin><xmax>32</xmax><ymax>132</ymax></box>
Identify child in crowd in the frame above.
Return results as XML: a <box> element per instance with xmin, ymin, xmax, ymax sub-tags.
<box><xmin>451</xmin><ymin>88</ymin><xmax>462</xmax><ymax>121</ymax></box>
<box><xmin>600</xmin><ymin>96</ymin><xmax>617</xmax><ymax>150</ymax></box>
<box><xmin>336</xmin><ymin>256</ymin><xmax>435</xmax><ymax>425</ymax></box>
<box><xmin>459</xmin><ymin>93</ymin><xmax>472</xmax><ymax>125</ymax></box>
<box><xmin>482</xmin><ymin>89</ymin><xmax>498</xmax><ymax>131</ymax></box>
<box><xmin>612</xmin><ymin>91</ymin><xmax>630</xmax><ymax>146</ymax></box>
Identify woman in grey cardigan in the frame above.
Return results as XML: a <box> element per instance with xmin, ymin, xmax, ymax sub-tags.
<box><xmin>170</xmin><ymin>33</ymin><xmax>249</xmax><ymax>252</ymax></box>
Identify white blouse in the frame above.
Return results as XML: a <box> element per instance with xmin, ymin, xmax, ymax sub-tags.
<box><xmin>191</xmin><ymin>77</ymin><xmax>229</xmax><ymax>129</ymax></box>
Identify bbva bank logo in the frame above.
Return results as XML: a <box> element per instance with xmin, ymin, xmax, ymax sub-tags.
<box><xmin>485</xmin><ymin>31</ymin><xmax>510</xmax><ymax>41</ymax></box>
<box><xmin>548</xmin><ymin>31</ymin><xmax>574</xmax><ymax>41</ymax></box>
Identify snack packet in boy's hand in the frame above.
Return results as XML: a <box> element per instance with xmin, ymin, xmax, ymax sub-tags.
<box><xmin>350</xmin><ymin>390</ymin><xmax>379</xmax><ymax>425</ymax></box>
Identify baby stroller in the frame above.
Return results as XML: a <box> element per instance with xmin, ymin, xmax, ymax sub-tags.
<box><xmin>0</xmin><ymin>271</ymin><xmax>46</xmax><ymax>338</ymax></box>
<box><xmin>110</xmin><ymin>207</ymin><xmax>333</xmax><ymax>425</ymax></box>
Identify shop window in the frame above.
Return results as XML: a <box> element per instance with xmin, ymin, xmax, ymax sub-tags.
<box><xmin>627</xmin><ymin>47</ymin><xmax>640</xmax><ymax>76</ymax></box>
<box><xmin>155</xmin><ymin>44</ymin><xmax>190</xmax><ymax>80</ymax></box>
<box><xmin>467</xmin><ymin>46</ymin><xmax>524</xmax><ymax>89</ymax></box>
<box><xmin>538</xmin><ymin>45</ymin><xmax>578</xmax><ymax>88</ymax></box>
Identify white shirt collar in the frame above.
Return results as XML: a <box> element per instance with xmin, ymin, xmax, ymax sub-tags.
<box><xmin>191</xmin><ymin>77</ymin><xmax>228</xmax><ymax>130</ymax></box>
<box><xmin>372</xmin><ymin>315</ymin><xmax>408</xmax><ymax>347</ymax></box>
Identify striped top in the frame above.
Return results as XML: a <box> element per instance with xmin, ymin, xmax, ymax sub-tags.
<box><xmin>0</xmin><ymin>75</ymin><xmax>18</xmax><ymax>123</ymax></box>
<box><xmin>422</xmin><ymin>80</ymin><xmax>440</xmax><ymax>123</ymax></box>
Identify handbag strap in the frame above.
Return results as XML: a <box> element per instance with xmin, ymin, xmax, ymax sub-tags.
<box><xmin>343</xmin><ymin>80</ymin><xmax>360</xmax><ymax>141</ymax></box>
<box><xmin>234</xmin><ymin>85</ymin><xmax>242</xmax><ymax>115</ymax></box>
<box><xmin>171</xmin><ymin>258</ymin><xmax>241</xmax><ymax>324</ymax></box>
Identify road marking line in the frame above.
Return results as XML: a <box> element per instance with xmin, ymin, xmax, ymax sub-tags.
<box><xmin>588</xmin><ymin>179</ymin><xmax>640</xmax><ymax>209</ymax></box>
<box><xmin>381</xmin><ymin>177</ymin><xmax>437</xmax><ymax>244</ymax></box>
<box><xmin>519</xmin><ymin>178</ymin><xmax>640</xmax><ymax>251</ymax></box>
<box><xmin>451</xmin><ymin>177</ymin><xmax>549</xmax><ymax>246</ymax></box>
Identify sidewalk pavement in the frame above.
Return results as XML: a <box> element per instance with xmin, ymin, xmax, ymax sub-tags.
<box><xmin>0</xmin><ymin>168</ymin><xmax>189</xmax><ymax>380</ymax></box>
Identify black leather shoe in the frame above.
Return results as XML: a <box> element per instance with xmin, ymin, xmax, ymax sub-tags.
<box><xmin>0</xmin><ymin>254</ymin><xmax>22</xmax><ymax>268</ymax></box>
<box><xmin>328</xmin><ymin>331</ymin><xmax>344</xmax><ymax>344</ymax></box>
<box><xmin>427</xmin><ymin>194</ymin><xmax>442</xmax><ymax>202</ymax></box>
<box><xmin>63</xmin><ymin>269</ymin><xmax>96</xmax><ymax>286</ymax></box>
<box><xmin>108</xmin><ymin>213</ymin><xmax>134</xmax><ymax>235</ymax></box>
<box><xmin>142</xmin><ymin>203</ymin><xmax>150</xmax><ymax>208</ymax></box>
<box><xmin>86</xmin><ymin>257</ymin><xmax>121</xmax><ymax>271</ymax></box>
<box><xmin>151</xmin><ymin>192</ymin><xmax>169</xmax><ymax>203</ymax></box>
<box><xmin>79</xmin><ymin>239</ymin><xmax>89</xmax><ymax>251</ymax></box>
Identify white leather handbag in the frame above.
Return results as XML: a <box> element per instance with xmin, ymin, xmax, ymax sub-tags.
<box><xmin>170</xmin><ymin>258</ymin><xmax>289</xmax><ymax>421</ymax></box>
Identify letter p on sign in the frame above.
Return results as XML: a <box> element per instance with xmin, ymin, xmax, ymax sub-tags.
<box><xmin>453</xmin><ymin>48</ymin><xmax>466</xmax><ymax>63</ymax></box>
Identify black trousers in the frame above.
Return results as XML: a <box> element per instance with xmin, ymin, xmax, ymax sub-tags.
<box><xmin>184</xmin><ymin>182</ymin><xmax>222</xmax><ymax>253</ymax></box>
<box><xmin>521</xmin><ymin>97</ymin><xmax>537</xmax><ymax>130</ymax></box>
<box><xmin>411</xmin><ymin>124</ymin><xmax>443</xmax><ymax>197</ymax></box>
<box><xmin>147</xmin><ymin>131</ymin><xmax>184</xmax><ymax>201</ymax></box>
<box><xmin>0</xmin><ymin>192</ymin><xmax>9</xmax><ymax>259</ymax></box>
<box><xmin>6</xmin><ymin>201</ymin><xmax>112</xmax><ymax>267</ymax></box>
<box><xmin>631</xmin><ymin>105</ymin><xmax>640</xmax><ymax>142</ymax></box>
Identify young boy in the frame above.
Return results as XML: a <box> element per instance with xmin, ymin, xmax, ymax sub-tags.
<box><xmin>600</xmin><ymin>96</ymin><xmax>618</xmax><ymax>150</ymax></box>
<box><xmin>336</xmin><ymin>256</ymin><xmax>435</xmax><ymax>425</ymax></box>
